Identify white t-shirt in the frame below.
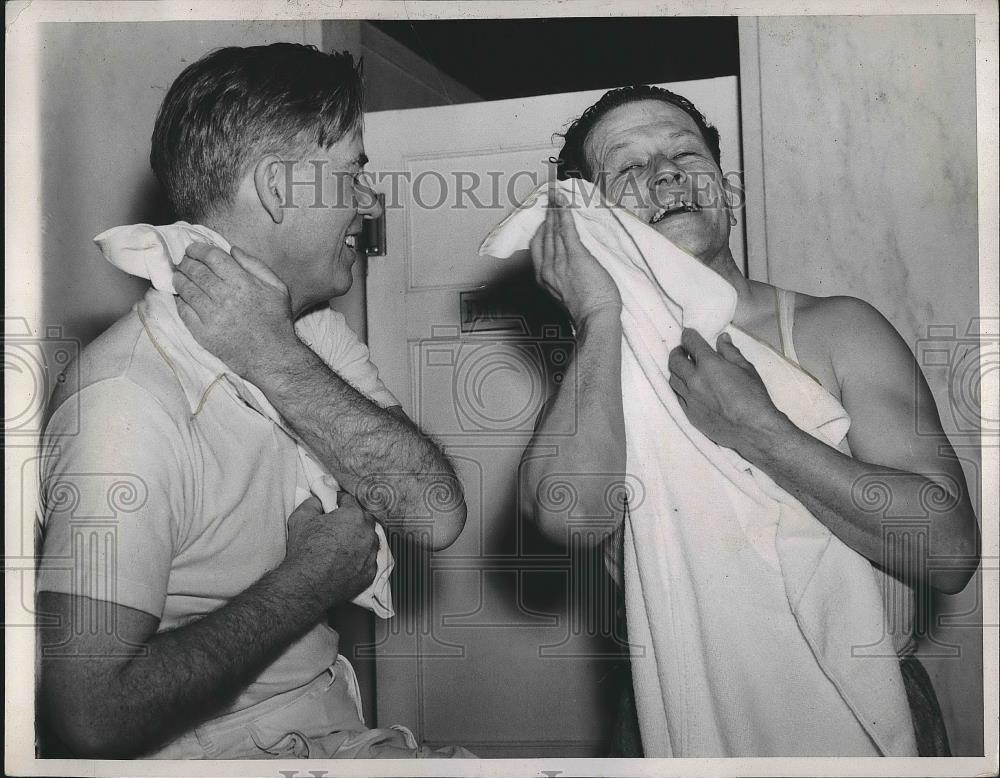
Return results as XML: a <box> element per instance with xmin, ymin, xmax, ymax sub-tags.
<box><xmin>37</xmin><ymin>292</ymin><xmax>397</xmax><ymax>714</ymax></box>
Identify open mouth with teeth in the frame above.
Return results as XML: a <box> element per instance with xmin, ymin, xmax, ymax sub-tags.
<box><xmin>649</xmin><ymin>203</ymin><xmax>702</xmax><ymax>225</ymax></box>
<box><xmin>344</xmin><ymin>233</ymin><xmax>361</xmax><ymax>250</ymax></box>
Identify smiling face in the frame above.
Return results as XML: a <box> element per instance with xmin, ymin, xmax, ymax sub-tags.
<box><xmin>583</xmin><ymin>100</ymin><xmax>733</xmax><ymax>262</ymax></box>
<box><xmin>277</xmin><ymin>126</ymin><xmax>380</xmax><ymax>313</ymax></box>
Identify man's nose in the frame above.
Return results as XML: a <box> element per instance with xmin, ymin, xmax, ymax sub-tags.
<box><xmin>648</xmin><ymin>161</ymin><xmax>688</xmax><ymax>209</ymax></box>
<box><xmin>356</xmin><ymin>184</ymin><xmax>383</xmax><ymax>220</ymax></box>
<box><xmin>649</xmin><ymin>159</ymin><xmax>687</xmax><ymax>191</ymax></box>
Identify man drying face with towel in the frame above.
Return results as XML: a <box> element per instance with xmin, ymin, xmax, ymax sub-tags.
<box><xmin>518</xmin><ymin>86</ymin><xmax>980</xmax><ymax>756</ymax></box>
<box><xmin>36</xmin><ymin>44</ymin><xmax>471</xmax><ymax>760</ymax></box>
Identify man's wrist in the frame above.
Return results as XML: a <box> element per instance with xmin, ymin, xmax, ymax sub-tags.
<box><xmin>243</xmin><ymin>333</ymin><xmax>314</xmax><ymax>388</ymax></box>
<box><xmin>264</xmin><ymin>555</ymin><xmax>336</xmax><ymax>619</ymax></box>
<box><xmin>736</xmin><ymin>411</ymin><xmax>799</xmax><ymax>467</ymax></box>
<box><xmin>576</xmin><ymin>304</ymin><xmax>623</xmax><ymax>337</ymax></box>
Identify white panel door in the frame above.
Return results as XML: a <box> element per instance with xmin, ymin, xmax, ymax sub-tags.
<box><xmin>362</xmin><ymin>78</ymin><xmax>743</xmax><ymax>757</ymax></box>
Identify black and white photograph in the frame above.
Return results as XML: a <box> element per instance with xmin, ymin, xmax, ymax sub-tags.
<box><xmin>5</xmin><ymin>1</ymin><xmax>997</xmax><ymax>776</ymax></box>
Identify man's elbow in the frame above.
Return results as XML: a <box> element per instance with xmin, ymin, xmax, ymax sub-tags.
<box><xmin>520</xmin><ymin>490</ymin><xmax>619</xmax><ymax>549</ymax></box>
<box><xmin>933</xmin><ymin>515</ymin><xmax>981</xmax><ymax>595</ymax></box>
<box><xmin>518</xmin><ymin>464</ymin><xmax>566</xmax><ymax>547</ymax></box>
<box><xmin>56</xmin><ymin>723</ymin><xmax>124</xmax><ymax>759</ymax></box>
<box><xmin>429</xmin><ymin>502</ymin><xmax>467</xmax><ymax>551</ymax></box>
<box><xmin>40</xmin><ymin>668</ymin><xmax>157</xmax><ymax>758</ymax></box>
<box><xmin>42</xmin><ymin>701</ymin><xmax>133</xmax><ymax>758</ymax></box>
<box><xmin>934</xmin><ymin>564</ymin><xmax>978</xmax><ymax>596</ymax></box>
<box><xmin>519</xmin><ymin>459</ymin><xmax>623</xmax><ymax>548</ymax></box>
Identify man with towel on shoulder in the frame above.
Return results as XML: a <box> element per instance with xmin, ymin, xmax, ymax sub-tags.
<box><xmin>36</xmin><ymin>44</ymin><xmax>471</xmax><ymax>760</ymax></box>
<box><xmin>518</xmin><ymin>85</ymin><xmax>980</xmax><ymax>756</ymax></box>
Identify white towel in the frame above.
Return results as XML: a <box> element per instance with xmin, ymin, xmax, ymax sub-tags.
<box><xmin>94</xmin><ymin>222</ymin><xmax>395</xmax><ymax>619</ymax></box>
<box><xmin>480</xmin><ymin>180</ymin><xmax>916</xmax><ymax>756</ymax></box>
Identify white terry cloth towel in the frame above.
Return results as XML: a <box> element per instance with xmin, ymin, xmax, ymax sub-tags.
<box><xmin>480</xmin><ymin>179</ymin><xmax>917</xmax><ymax>757</ymax></box>
<box><xmin>93</xmin><ymin>222</ymin><xmax>395</xmax><ymax>619</ymax></box>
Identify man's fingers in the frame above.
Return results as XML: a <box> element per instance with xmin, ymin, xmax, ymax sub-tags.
<box><xmin>716</xmin><ymin>331</ymin><xmax>750</xmax><ymax>367</ymax></box>
<box><xmin>542</xmin><ymin>202</ymin><xmax>556</xmax><ymax>263</ymax></box>
<box><xmin>184</xmin><ymin>241</ymin><xmax>222</xmax><ymax>263</ymax></box>
<box><xmin>555</xmin><ymin>191</ymin><xmax>585</xmax><ymax>250</ymax></box>
<box><xmin>529</xmin><ymin>224</ymin><xmax>546</xmax><ymax>280</ymax></box>
<box><xmin>338</xmin><ymin>492</ymin><xmax>376</xmax><ymax>524</ymax></box>
<box><xmin>668</xmin><ymin>373</ymin><xmax>691</xmax><ymax>407</ymax></box>
<box><xmin>667</xmin><ymin>345</ymin><xmax>695</xmax><ymax>381</ymax></box>
<box><xmin>338</xmin><ymin>491</ymin><xmax>370</xmax><ymax>518</ymax></box>
<box><xmin>529</xmin><ymin>221</ymin><xmax>552</xmax><ymax>290</ymax></box>
<box><xmin>669</xmin><ymin>375</ymin><xmax>689</xmax><ymax>409</ymax></box>
<box><xmin>680</xmin><ymin>327</ymin><xmax>713</xmax><ymax>363</ymax></box>
<box><xmin>172</xmin><ymin>270</ymin><xmax>214</xmax><ymax>310</ymax></box>
<box><xmin>551</xmin><ymin>202</ymin><xmax>570</xmax><ymax>265</ymax></box>
<box><xmin>174</xmin><ymin>295</ymin><xmax>203</xmax><ymax>327</ymax></box>
<box><xmin>176</xmin><ymin>255</ymin><xmax>222</xmax><ymax>298</ymax></box>
<box><xmin>553</xmin><ymin>229</ymin><xmax>568</xmax><ymax>265</ymax></box>
<box><xmin>231</xmin><ymin>245</ymin><xmax>286</xmax><ymax>290</ymax></box>
<box><xmin>185</xmin><ymin>242</ymin><xmax>239</xmax><ymax>282</ymax></box>
<box><xmin>293</xmin><ymin>494</ymin><xmax>324</xmax><ymax>515</ymax></box>
<box><xmin>185</xmin><ymin>242</ymin><xmax>286</xmax><ymax>293</ymax></box>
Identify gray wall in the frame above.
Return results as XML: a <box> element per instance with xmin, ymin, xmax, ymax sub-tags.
<box><xmin>740</xmin><ymin>15</ymin><xmax>983</xmax><ymax>755</ymax></box>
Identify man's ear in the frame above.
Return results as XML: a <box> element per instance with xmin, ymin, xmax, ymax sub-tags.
<box><xmin>253</xmin><ymin>155</ymin><xmax>287</xmax><ymax>224</ymax></box>
<box><xmin>720</xmin><ymin>170</ymin><xmax>743</xmax><ymax>221</ymax></box>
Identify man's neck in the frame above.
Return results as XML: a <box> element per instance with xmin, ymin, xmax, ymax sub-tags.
<box><xmin>199</xmin><ymin>214</ymin><xmax>239</xmax><ymax>245</ymax></box>
<box><xmin>701</xmin><ymin>246</ymin><xmax>749</xmax><ymax>296</ymax></box>
<box><xmin>189</xmin><ymin>214</ymin><xmax>315</xmax><ymax>321</ymax></box>
<box><xmin>698</xmin><ymin>246</ymin><xmax>775</xmax><ymax>328</ymax></box>
<box><xmin>198</xmin><ymin>215</ymin><xmax>276</xmax><ymax>275</ymax></box>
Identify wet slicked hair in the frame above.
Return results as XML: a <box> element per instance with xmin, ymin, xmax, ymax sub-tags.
<box><xmin>150</xmin><ymin>43</ymin><xmax>364</xmax><ymax>222</ymax></box>
<box><xmin>553</xmin><ymin>84</ymin><xmax>721</xmax><ymax>181</ymax></box>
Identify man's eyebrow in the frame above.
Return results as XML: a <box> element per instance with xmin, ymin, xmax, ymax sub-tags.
<box><xmin>603</xmin><ymin>129</ymin><xmax>700</xmax><ymax>161</ymax></box>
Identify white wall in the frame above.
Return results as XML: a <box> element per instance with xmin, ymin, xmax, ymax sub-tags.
<box><xmin>740</xmin><ymin>15</ymin><xmax>983</xmax><ymax>755</ymax></box>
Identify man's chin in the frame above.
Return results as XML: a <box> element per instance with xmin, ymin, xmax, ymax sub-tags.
<box><xmin>652</xmin><ymin>222</ymin><xmax>701</xmax><ymax>253</ymax></box>
<box><xmin>334</xmin><ymin>279</ymin><xmax>354</xmax><ymax>297</ymax></box>
<box><xmin>328</xmin><ymin>274</ymin><xmax>354</xmax><ymax>299</ymax></box>
<box><xmin>295</xmin><ymin>282</ymin><xmax>350</xmax><ymax>316</ymax></box>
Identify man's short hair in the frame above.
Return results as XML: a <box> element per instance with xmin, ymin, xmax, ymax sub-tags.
<box><xmin>150</xmin><ymin>43</ymin><xmax>364</xmax><ymax>222</ymax></box>
<box><xmin>554</xmin><ymin>84</ymin><xmax>722</xmax><ymax>181</ymax></box>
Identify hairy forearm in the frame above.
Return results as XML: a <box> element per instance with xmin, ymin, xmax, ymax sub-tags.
<box><xmin>521</xmin><ymin>307</ymin><xmax>628</xmax><ymax>545</ymax></box>
<box><xmin>62</xmin><ymin>561</ymin><xmax>334</xmax><ymax>757</ymax></box>
<box><xmin>742</xmin><ymin>417</ymin><xmax>980</xmax><ymax>593</ymax></box>
<box><xmin>250</xmin><ymin>342</ymin><xmax>464</xmax><ymax>548</ymax></box>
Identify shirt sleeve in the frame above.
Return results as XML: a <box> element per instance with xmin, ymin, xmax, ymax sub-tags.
<box><xmin>296</xmin><ymin>307</ymin><xmax>399</xmax><ymax>409</ymax></box>
<box><xmin>36</xmin><ymin>379</ymin><xmax>188</xmax><ymax>620</ymax></box>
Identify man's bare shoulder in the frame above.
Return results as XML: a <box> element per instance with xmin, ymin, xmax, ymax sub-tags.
<box><xmin>796</xmin><ymin>292</ymin><xmax>894</xmax><ymax>340</ymax></box>
<box><xmin>792</xmin><ymin>292</ymin><xmax>911</xmax><ymax>387</ymax></box>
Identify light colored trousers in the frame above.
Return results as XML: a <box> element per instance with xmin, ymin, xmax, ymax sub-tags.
<box><xmin>150</xmin><ymin>655</ymin><xmax>474</xmax><ymax>759</ymax></box>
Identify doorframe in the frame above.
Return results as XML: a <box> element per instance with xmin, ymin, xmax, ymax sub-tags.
<box><xmin>737</xmin><ymin>16</ymin><xmax>769</xmax><ymax>283</ymax></box>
